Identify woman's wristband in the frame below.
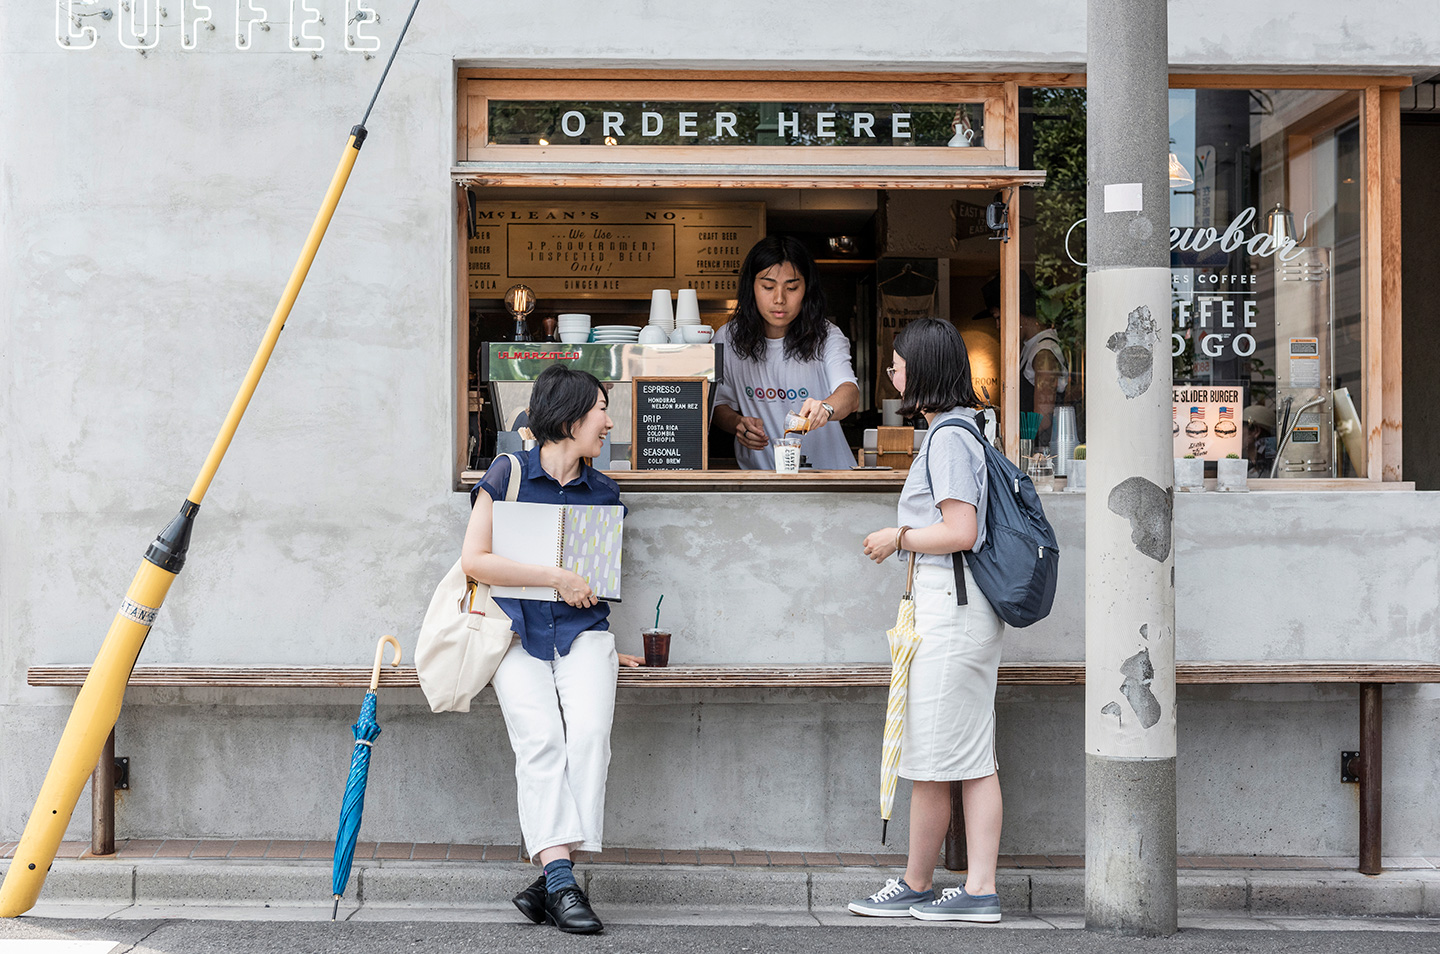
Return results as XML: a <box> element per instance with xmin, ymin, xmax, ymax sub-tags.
<box><xmin>895</xmin><ymin>525</ymin><xmax>910</xmax><ymax>552</ymax></box>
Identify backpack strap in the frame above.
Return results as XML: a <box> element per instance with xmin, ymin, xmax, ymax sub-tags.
<box><xmin>921</xmin><ymin>413</ymin><xmax>986</xmax><ymax>608</ymax></box>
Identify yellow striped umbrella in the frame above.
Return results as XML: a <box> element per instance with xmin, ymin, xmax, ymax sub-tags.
<box><xmin>881</xmin><ymin>553</ymin><xmax>922</xmax><ymax>844</ymax></box>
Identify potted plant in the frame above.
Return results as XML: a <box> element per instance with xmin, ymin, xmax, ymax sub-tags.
<box><xmin>1066</xmin><ymin>444</ymin><xmax>1086</xmax><ymax>492</ymax></box>
<box><xmin>1217</xmin><ymin>452</ymin><xmax>1249</xmax><ymax>493</ymax></box>
<box><xmin>1175</xmin><ymin>454</ymin><xmax>1205</xmax><ymax>492</ymax></box>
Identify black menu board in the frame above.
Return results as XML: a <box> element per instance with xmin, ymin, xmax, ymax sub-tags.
<box><xmin>631</xmin><ymin>377</ymin><xmax>710</xmax><ymax>471</ymax></box>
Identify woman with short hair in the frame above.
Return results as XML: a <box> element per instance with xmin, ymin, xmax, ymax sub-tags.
<box><xmin>850</xmin><ymin>317</ymin><xmax>1007</xmax><ymax>923</ymax></box>
<box><xmin>461</xmin><ymin>365</ymin><xmax>642</xmax><ymax>934</ymax></box>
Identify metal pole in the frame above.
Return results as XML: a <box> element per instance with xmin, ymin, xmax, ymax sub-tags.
<box><xmin>1084</xmin><ymin>0</ymin><xmax>1177</xmax><ymax>935</ymax></box>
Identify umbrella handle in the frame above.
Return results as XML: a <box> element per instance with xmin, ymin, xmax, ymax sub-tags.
<box><xmin>904</xmin><ymin>551</ymin><xmax>917</xmax><ymax>598</ymax></box>
<box><xmin>371</xmin><ymin>635</ymin><xmax>401</xmax><ymax>691</ymax></box>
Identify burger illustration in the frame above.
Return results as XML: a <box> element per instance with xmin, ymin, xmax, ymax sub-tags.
<box><xmin>1184</xmin><ymin>406</ymin><xmax>1208</xmax><ymax>437</ymax></box>
<box><xmin>1214</xmin><ymin>419</ymin><xmax>1238</xmax><ymax>439</ymax></box>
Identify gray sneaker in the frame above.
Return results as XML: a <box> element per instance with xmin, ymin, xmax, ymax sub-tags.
<box><xmin>909</xmin><ymin>886</ymin><xmax>1002</xmax><ymax>922</ymax></box>
<box><xmin>847</xmin><ymin>878</ymin><xmax>935</xmax><ymax>917</ymax></box>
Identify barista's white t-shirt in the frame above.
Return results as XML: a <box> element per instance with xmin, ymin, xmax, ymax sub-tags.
<box><xmin>713</xmin><ymin>321</ymin><xmax>859</xmax><ymax>470</ymax></box>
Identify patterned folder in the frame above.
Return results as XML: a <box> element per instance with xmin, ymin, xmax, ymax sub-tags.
<box><xmin>491</xmin><ymin>501</ymin><xmax>625</xmax><ymax>602</ymax></box>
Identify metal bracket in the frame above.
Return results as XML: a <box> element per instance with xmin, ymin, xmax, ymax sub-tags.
<box><xmin>1341</xmin><ymin>750</ymin><xmax>1361</xmax><ymax>783</ymax></box>
<box><xmin>115</xmin><ymin>756</ymin><xmax>130</xmax><ymax>791</ymax></box>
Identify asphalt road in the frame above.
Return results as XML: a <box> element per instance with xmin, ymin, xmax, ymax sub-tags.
<box><xmin>5</xmin><ymin>919</ymin><xmax>1440</xmax><ymax>954</ymax></box>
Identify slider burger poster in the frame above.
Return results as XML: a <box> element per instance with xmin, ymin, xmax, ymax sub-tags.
<box><xmin>1173</xmin><ymin>386</ymin><xmax>1244</xmax><ymax>461</ymax></box>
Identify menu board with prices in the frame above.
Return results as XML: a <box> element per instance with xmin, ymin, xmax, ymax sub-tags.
<box><xmin>1173</xmin><ymin>385</ymin><xmax>1245</xmax><ymax>461</ymax></box>
<box><xmin>632</xmin><ymin>377</ymin><xmax>710</xmax><ymax>471</ymax></box>
<box><xmin>468</xmin><ymin>201</ymin><xmax>764</xmax><ymax>300</ymax></box>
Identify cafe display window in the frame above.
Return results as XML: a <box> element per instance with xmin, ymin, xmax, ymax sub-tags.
<box><xmin>452</xmin><ymin>71</ymin><xmax>1404</xmax><ymax>489</ymax></box>
<box><xmin>1016</xmin><ymin>81</ymin><xmax>1402</xmax><ymax>485</ymax></box>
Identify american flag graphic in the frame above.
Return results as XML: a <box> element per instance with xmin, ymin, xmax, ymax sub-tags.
<box><xmin>1218</xmin><ymin>406</ymin><xmax>1234</xmax><ymax>420</ymax></box>
<box><xmin>1190</xmin><ymin>406</ymin><xmax>1204</xmax><ymax>421</ymax></box>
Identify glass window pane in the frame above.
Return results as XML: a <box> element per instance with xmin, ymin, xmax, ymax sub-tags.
<box><xmin>1019</xmin><ymin>85</ymin><xmax>1365</xmax><ymax>479</ymax></box>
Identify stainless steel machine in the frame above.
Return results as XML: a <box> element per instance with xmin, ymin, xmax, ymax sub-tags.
<box><xmin>480</xmin><ymin>342</ymin><xmax>724</xmax><ymax>465</ymax></box>
<box><xmin>1269</xmin><ymin>247</ymin><xmax>1335</xmax><ymax>477</ymax></box>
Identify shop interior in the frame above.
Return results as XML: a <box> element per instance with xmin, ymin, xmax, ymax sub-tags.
<box><xmin>463</xmin><ymin>186</ymin><xmax>1019</xmax><ymax>474</ymax></box>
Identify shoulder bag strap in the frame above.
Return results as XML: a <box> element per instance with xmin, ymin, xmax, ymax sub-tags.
<box><xmin>466</xmin><ymin>453</ymin><xmax>523</xmax><ymax>610</ymax></box>
<box><xmin>500</xmin><ymin>452</ymin><xmax>522</xmax><ymax>502</ymax></box>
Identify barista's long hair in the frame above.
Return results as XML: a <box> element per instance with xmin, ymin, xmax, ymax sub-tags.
<box><xmin>726</xmin><ymin>236</ymin><xmax>829</xmax><ymax>362</ymax></box>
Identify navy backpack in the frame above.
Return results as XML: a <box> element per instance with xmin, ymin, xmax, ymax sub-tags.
<box><xmin>923</xmin><ymin>414</ymin><xmax>1060</xmax><ymax>628</ymax></box>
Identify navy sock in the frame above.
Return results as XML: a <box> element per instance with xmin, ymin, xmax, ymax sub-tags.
<box><xmin>543</xmin><ymin>859</ymin><xmax>577</xmax><ymax>893</ymax></box>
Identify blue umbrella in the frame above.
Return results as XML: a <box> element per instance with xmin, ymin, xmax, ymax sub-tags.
<box><xmin>332</xmin><ymin>635</ymin><xmax>400</xmax><ymax>919</ymax></box>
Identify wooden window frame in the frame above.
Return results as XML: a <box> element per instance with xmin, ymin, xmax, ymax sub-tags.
<box><xmin>451</xmin><ymin>70</ymin><xmax>1408</xmax><ymax>488</ymax></box>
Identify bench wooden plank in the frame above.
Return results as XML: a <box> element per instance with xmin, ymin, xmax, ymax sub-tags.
<box><xmin>27</xmin><ymin>661</ymin><xmax>1440</xmax><ymax>689</ymax></box>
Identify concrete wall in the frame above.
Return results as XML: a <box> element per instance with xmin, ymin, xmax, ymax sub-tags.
<box><xmin>6</xmin><ymin>492</ymin><xmax>1440</xmax><ymax>855</ymax></box>
<box><xmin>4</xmin><ymin>2</ymin><xmax>1440</xmax><ymax>853</ymax></box>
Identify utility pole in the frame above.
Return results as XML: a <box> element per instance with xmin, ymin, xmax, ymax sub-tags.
<box><xmin>1084</xmin><ymin>0</ymin><xmax>1177</xmax><ymax>936</ymax></box>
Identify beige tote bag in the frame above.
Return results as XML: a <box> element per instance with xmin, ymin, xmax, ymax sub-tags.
<box><xmin>416</xmin><ymin>453</ymin><xmax>522</xmax><ymax>713</ymax></box>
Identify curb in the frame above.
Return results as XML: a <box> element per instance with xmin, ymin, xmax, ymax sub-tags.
<box><xmin>8</xmin><ymin>859</ymin><xmax>1440</xmax><ymax>919</ymax></box>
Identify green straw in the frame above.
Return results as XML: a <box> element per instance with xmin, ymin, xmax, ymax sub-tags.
<box><xmin>654</xmin><ymin>595</ymin><xmax>664</xmax><ymax>630</ymax></box>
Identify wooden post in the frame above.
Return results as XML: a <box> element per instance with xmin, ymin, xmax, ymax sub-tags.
<box><xmin>90</xmin><ymin>730</ymin><xmax>115</xmax><ymax>857</ymax></box>
<box><xmin>1359</xmin><ymin>683</ymin><xmax>1383</xmax><ymax>875</ymax></box>
<box><xmin>944</xmin><ymin>781</ymin><xmax>968</xmax><ymax>871</ymax></box>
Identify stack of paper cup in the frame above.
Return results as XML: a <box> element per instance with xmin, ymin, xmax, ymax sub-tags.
<box><xmin>675</xmin><ymin>289</ymin><xmax>702</xmax><ymax>326</ymax></box>
<box><xmin>648</xmin><ymin>290</ymin><xmax>674</xmax><ymax>333</ymax></box>
<box><xmin>1052</xmin><ymin>405</ymin><xmax>1078</xmax><ymax>476</ymax></box>
<box><xmin>557</xmin><ymin>313</ymin><xmax>591</xmax><ymax>344</ymax></box>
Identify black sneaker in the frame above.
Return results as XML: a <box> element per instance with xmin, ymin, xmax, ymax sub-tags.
<box><xmin>512</xmin><ymin>875</ymin><xmax>547</xmax><ymax>924</ymax></box>
<box><xmin>544</xmin><ymin>884</ymin><xmax>604</xmax><ymax>934</ymax></box>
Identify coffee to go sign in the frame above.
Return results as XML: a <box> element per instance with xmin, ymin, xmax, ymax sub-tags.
<box><xmin>487</xmin><ymin>101</ymin><xmax>984</xmax><ymax>148</ymax></box>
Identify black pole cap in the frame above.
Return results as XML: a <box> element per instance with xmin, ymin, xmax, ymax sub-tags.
<box><xmin>350</xmin><ymin>125</ymin><xmax>368</xmax><ymax>149</ymax></box>
<box><xmin>144</xmin><ymin>500</ymin><xmax>200</xmax><ymax>574</ymax></box>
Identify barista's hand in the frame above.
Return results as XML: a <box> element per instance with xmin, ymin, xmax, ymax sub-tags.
<box><xmin>735</xmin><ymin>415</ymin><xmax>770</xmax><ymax>450</ymax></box>
<box><xmin>798</xmin><ymin>398</ymin><xmax>832</xmax><ymax>428</ymax></box>
<box><xmin>863</xmin><ymin>527</ymin><xmax>899</xmax><ymax>564</ymax></box>
<box><xmin>556</xmin><ymin>569</ymin><xmax>598</xmax><ymax>608</ymax></box>
<box><xmin>618</xmin><ymin>652</ymin><xmax>644</xmax><ymax>668</ymax></box>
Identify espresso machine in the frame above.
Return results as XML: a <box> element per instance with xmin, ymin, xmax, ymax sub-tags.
<box><xmin>1268</xmin><ymin>245</ymin><xmax>1335</xmax><ymax>477</ymax></box>
<box><xmin>480</xmin><ymin>342</ymin><xmax>724</xmax><ymax>467</ymax></box>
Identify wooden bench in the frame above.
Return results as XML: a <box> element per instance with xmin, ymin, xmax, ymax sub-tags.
<box><xmin>29</xmin><ymin>660</ymin><xmax>1440</xmax><ymax>874</ymax></box>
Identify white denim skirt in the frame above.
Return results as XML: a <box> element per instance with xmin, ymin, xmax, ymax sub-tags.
<box><xmin>898</xmin><ymin>561</ymin><xmax>1006</xmax><ymax>782</ymax></box>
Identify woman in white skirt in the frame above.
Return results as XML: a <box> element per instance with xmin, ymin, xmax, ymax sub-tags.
<box><xmin>851</xmin><ymin>317</ymin><xmax>1006</xmax><ymax>923</ymax></box>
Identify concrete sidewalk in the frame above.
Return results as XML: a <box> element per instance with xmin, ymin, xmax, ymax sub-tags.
<box><xmin>6</xmin><ymin>854</ymin><xmax>1440</xmax><ymax>927</ymax></box>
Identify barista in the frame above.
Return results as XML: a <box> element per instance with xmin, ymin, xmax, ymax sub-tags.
<box><xmin>711</xmin><ymin>236</ymin><xmax>860</xmax><ymax>470</ymax></box>
<box><xmin>977</xmin><ymin>272</ymin><xmax>1068</xmax><ymax>448</ymax></box>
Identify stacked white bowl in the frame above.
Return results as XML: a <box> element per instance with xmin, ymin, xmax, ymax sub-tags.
<box><xmin>557</xmin><ymin>313</ymin><xmax>591</xmax><ymax>344</ymax></box>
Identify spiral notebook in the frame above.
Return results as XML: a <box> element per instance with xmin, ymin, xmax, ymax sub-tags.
<box><xmin>490</xmin><ymin>501</ymin><xmax>625</xmax><ymax>602</ymax></box>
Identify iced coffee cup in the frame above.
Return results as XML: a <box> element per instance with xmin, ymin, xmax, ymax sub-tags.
<box><xmin>773</xmin><ymin>437</ymin><xmax>802</xmax><ymax>474</ymax></box>
<box><xmin>642</xmin><ymin>629</ymin><xmax>671</xmax><ymax>667</ymax></box>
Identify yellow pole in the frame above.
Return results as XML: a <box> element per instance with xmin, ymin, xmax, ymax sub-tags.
<box><xmin>0</xmin><ymin>131</ymin><xmax>364</xmax><ymax>919</ymax></box>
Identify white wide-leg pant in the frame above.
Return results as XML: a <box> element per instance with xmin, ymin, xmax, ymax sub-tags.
<box><xmin>490</xmin><ymin>630</ymin><xmax>619</xmax><ymax>859</ymax></box>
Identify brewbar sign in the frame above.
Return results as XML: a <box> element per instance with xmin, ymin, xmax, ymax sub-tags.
<box><xmin>468</xmin><ymin>201</ymin><xmax>764</xmax><ymax>300</ymax></box>
<box><xmin>632</xmin><ymin>377</ymin><xmax>709</xmax><ymax>471</ymax></box>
